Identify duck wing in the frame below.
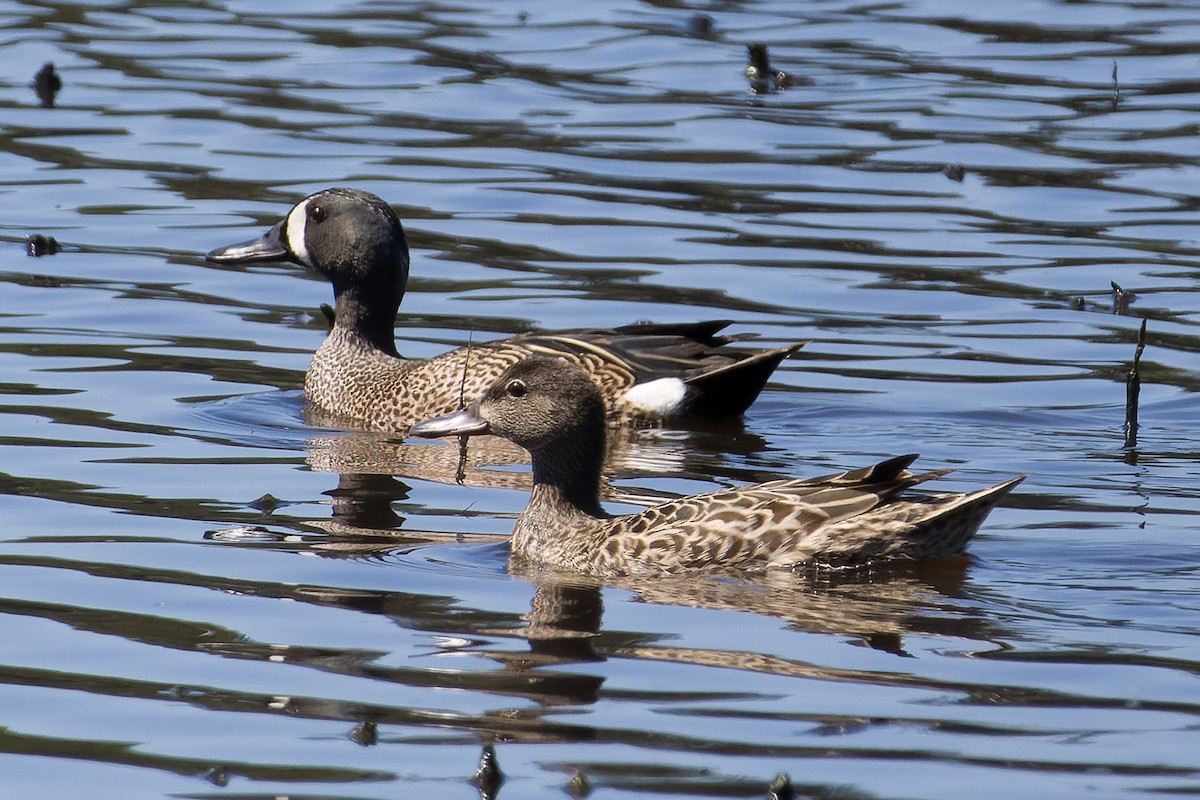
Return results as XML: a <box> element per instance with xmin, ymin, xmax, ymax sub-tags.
<box><xmin>512</xmin><ymin>320</ymin><xmax>803</xmax><ymax>418</ymax></box>
<box><xmin>596</xmin><ymin>456</ymin><xmax>1022</xmax><ymax>574</ymax></box>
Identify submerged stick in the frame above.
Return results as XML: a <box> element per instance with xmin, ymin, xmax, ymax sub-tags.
<box><xmin>458</xmin><ymin>331</ymin><xmax>474</xmax><ymax>409</ymax></box>
<box><xmin>768</xmin><ymin>773</ymin><xmax>796</xmax><ymax>800</ymax></box>
<box><xmin>30</xmin><ymin>62</ymin><xmax>62</xmax><ymax>108</ymax></box>
<box><xmin>455</xmin><ymin>332</ymin><xmax>475</xmax><ymax>485</ymax></box>
<box><xmin>471</xmin><ymin>744</ymin><xmax>503</xmax><ymax>799</ymax></box>
<box><xmin>1110</xmin><ymin>280</ymin><xmax>1134</xmax><ymax>315</ymax></box>
<box><xmin>1123</xmin><ymin>318</ymin><xmax>1146</xmax><ymax>449</ymax></box>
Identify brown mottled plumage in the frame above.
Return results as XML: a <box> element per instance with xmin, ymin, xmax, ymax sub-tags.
<box><xmin>207</xmin><ymin>188</ymin><xmax>802</xmax><ymax>431</ymax></box>
<box><xmin>410</xmin><ymin>357</ymin><xmax>1024</xmax><ymax>577</ymax></box>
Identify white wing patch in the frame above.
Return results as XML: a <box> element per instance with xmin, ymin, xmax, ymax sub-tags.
<box><xmin>619</xmin><ymin>377</ymin><xmax>687</xmax><ymax>416</ymax></box>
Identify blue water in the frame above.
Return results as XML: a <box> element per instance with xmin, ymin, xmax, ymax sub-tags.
<box><xmin>2</xmin><ymin>1</ymin><xmax>1199</xmax><ymax>797</ymax></box>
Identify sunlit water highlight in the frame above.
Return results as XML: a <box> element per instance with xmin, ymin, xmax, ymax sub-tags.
<box><xmin>2</xmin><ymin>1</ymin><xmax>1200</xmax><ymax>798</ymax></box>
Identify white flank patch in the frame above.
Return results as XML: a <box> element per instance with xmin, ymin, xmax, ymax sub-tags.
<box><xmin>286</xmin><ymin>201</ymin><xmax>313</xmax><ymax>267</ymax></box>
<box><xmin>620</xmin><ymin>377</ymin><xmax>687</xmax><ymax>416</ymax></box>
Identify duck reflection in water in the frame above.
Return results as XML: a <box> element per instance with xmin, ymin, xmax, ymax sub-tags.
<box><xmin>302</xmin><ymin>382</ymin><xmax>777</xmax><ymax>536</ymax></box>
<box><xmin>240</xmin><ymin>460</ymin><xmax>999</xmax><ymax>800</ymax></box>
<box><xmin>250</xmin><ymin>530</ymin><xmax>986</xmax><ymax>734</ymax></box>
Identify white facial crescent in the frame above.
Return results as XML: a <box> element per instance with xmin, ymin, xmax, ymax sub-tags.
<box><xmin>286</xmin><ymin>200</ymin><xmax>313</xmax><ymax>267</ymax></box>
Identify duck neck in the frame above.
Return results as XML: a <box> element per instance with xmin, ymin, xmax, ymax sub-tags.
<box><xmin>332</xmin><ymin>285</ymin><xmax>402</xmax><ymax>356</ymax></box>
<box><xmin>527</xmin><ymin>427</ymin><xmax>608</xmax><ymax>520</ymax></box>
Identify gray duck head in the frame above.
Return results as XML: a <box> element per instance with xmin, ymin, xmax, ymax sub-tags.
<box><xmin>412</xmin><ymin>356</ymin><xmax>605</xmax><ymax>451</ymax></box>
<box><xmin>208</xmin><ymin>188</ymin><xmax>411</xmax><ymax>352</ymax></box>
<box><xmin>411</xmin><ymin>356</ymin><xmax>608</xmax><ymax>511</ymax></box>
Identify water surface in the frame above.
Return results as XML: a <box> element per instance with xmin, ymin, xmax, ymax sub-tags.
<box><xmin>2</xmin><ymin>1</ymin><xmax>1200</xmax><ymax>798</ymax></box>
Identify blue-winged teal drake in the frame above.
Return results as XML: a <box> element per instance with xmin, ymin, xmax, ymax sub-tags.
<box><xmin>410</xmin><ymin>356</ymin><xmax>1024</xmax><ymax>577</ymax></box>
<box><xmin>207</xmin><ymin>188</ymin><xmax>802</xmax><ymax>431</ymax></box>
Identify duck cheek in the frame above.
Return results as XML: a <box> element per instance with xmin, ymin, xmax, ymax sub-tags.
<box><xmin>285</xmin><ymin>202</ymin><xmax>313</xmax><ymax>267</ymax></box>
<box><xmin>478</xmin><ymin>407</ymin><xmax>512</xmax><ymax>440</ymax></box>
<box><xmin>489</xmin><ymin>416</ymin><xmax>545</xmax><ymax>450</ymax></box>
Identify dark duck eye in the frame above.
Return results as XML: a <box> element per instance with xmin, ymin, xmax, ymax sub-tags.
<box><xmin>506</xmin><ymin>379</ymin><xmax>527</xmax><ymax>398</ymax></box>
<box><xmin>308</xmin><ymin>204</ymin><xmax>327</xmax><ymax>224</ymax></box>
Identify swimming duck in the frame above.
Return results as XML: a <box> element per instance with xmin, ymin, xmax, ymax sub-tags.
<box><xmin>207</xmin><ymin>188</ymin><xmax>802</xmax><ymax>430</ymax></box>
<box><xmin>410</xmin><ymin>356</ymin><xmax>1024</xmax><ymax>577</ymax></box>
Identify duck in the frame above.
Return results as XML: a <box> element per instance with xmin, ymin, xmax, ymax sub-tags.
<box><xmin>409</xmin><ymin>356</ymin><xmax>1024</xmax><ymax>577</ymax></box>
<box><xmin>207</xmin><ymin>188</ymin><xmax>803</xmax><ymax>431</ymax></box>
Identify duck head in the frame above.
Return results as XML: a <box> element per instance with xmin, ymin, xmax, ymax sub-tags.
<box><xmin>207</xmin><ymin>188</ymin><xmax>410</xmax><ymax>350</ymax></box>
<box><xmin>411</xmin><ymin>357</ymin><xmax>608</xmax><ymax>511</ymax></box>
<box><xmin>411</xmin><ymin>356</ymin><xmax>605</xmax><ymax>452</ymax></box>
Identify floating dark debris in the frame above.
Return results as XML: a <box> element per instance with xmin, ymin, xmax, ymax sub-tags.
<box><xmin>1112</xmin><ymin>60</ymin><xmax>1121</xmax><ymax>110</ymax></box>
<box><xmin>248</xmin><ymin>492</ymin><xmax>280</xmax><ymax>513</ymax></box>
<box><xmin>1124</xmin><ymin>318</ymin><xmax>1146</xmax><ymax>450</ymax></box>
<box><xmin>1110</xmin><ymin>280</ymin><xmax>1134</xmax><ymax>315</ymax></box>
<box><xmin>30</xmin><ymin>62</ymin><xmax>62</xmax><ymax>108</ymax></box>
<box><xmin>568</xmin><ymin>770</ymin><xmax>592</xmax><ymax>798</ymax></box>
<box><xmin>203</xmin><ymin>765</ymin><xmax>230</xmax><ymax>787</ymax></box>
<box><xmin>768</xmin><ymin>772</ymin><xmax>796</xmax><ymax>800</ymax></box>
<box><xmin>745</xmin><ymin>44</ymin><xmax>805</xmax><ymax>94</ymax></box>
<box><xmin>26</xmin><ymin>234</ymin><xmax>59</xmax><ymax>257</ymax></box>
<box><xmin>350</xmin><ymin>720</ymin><xmax>378</xmax><ymax>746</ymax></box>
<box><xmin>472</xmin><ymin>743</ymin><xmax>504</xmax><ymax>799</ymax></box>
<box><xmin>943</xmin><ymin>162</ymin><xmax>966</xmax><ymax>182</ymax></box>
<box><xmin>688</xmin><ymin>13</ymin><xmax>715</xmax><ymax>39</ymax></box>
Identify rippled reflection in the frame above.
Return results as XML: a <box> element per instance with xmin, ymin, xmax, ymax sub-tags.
<box><xmin>3</xmin><ymin>0</ymin><xmax>1200</xmax><ymax>797</ymax></box>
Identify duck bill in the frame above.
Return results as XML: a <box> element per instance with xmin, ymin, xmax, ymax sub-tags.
<box><xmin>207</xmin><ymin>220</ymin><xmax>291</xmax><ymax>264</ymax></box>
<box><xmin>409</xmin><ymin>403</ymin><xmax>490</xmax><ymax>438</ymax></box>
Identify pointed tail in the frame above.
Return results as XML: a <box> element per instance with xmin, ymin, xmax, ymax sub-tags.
<box><xmin>681</xmin><ymin>342</ymin><xmax>805</xmax><ymax>418</ymax></box>
<box><xmin>912</xmin><ymin>474</ymin><xmax>1025</xmax><ymax>558</ymax></box>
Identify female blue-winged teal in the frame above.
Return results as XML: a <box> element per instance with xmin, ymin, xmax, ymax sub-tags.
<box><xmin>410</xmin><ymin>356</ymin><xmax>1024</xmax><ymax>576</ymax></box>
<box><xmin>207</xmin><ymin>188</ymin><xmax>802</xmax><ymax>431</ymax></box>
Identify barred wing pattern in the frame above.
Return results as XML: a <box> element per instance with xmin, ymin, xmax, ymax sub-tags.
<box><xmin>516</xmin><ymin>321</ymin><xmax>802</xmax><ymax>418</ymax></box>
<box><xmin>582</xmin><ymin>457</ymin><xmax>1022</xmax><ymax>576</ymax></box>
<box><xmin>308</xmin><ymin>321</ymin><xmax>798</xmax><ymax>429</ymax></box>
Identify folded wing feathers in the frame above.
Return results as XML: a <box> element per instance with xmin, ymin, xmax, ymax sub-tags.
<box><xmin>516</xmin><ymin>322</ymin><xmax>785</xmax><ymax>383</ymax></box>
<box><xmin>595</xmin><ymin>460</ymin><xmax>1018</xmax><ymax>575</ymax></box>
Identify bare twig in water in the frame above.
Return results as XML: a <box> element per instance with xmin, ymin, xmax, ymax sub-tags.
<box><xmin>458</xmin><ymin>331</ymin><xmax>473</xmax><ymax>410</ymax></box>
<box><xmin>1111</xmin><ymin>280</ymin><xmax>1134</xmax><ymax>315</ymax></box>
<box><xmin>30</xmin><ymin>62</ymin><xmax>61</xmax><ymax>108</ymax></box>
<box><xmin>768</xmin><ymin>772</ymin><xmax>796</xmax><ymax>800</ymax></box>
<box><xmin>1124</xmin><ymin>318</ymin><xmax>1146</xmax><ymax>449</ymax></box>
<box><xmin>1112</xmin><ymin>60</ymin><xmax>1121</xmax><ymax>109</ymax></box>
<box><xmin>471</xmin><ymin>744</ymin><xmax>503</xmax><ymax>799</ymax></box>
<box><xmin>455</xmin><ymin>332</ymin><xmax>474</xmax><ymax>485</ymax></box>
